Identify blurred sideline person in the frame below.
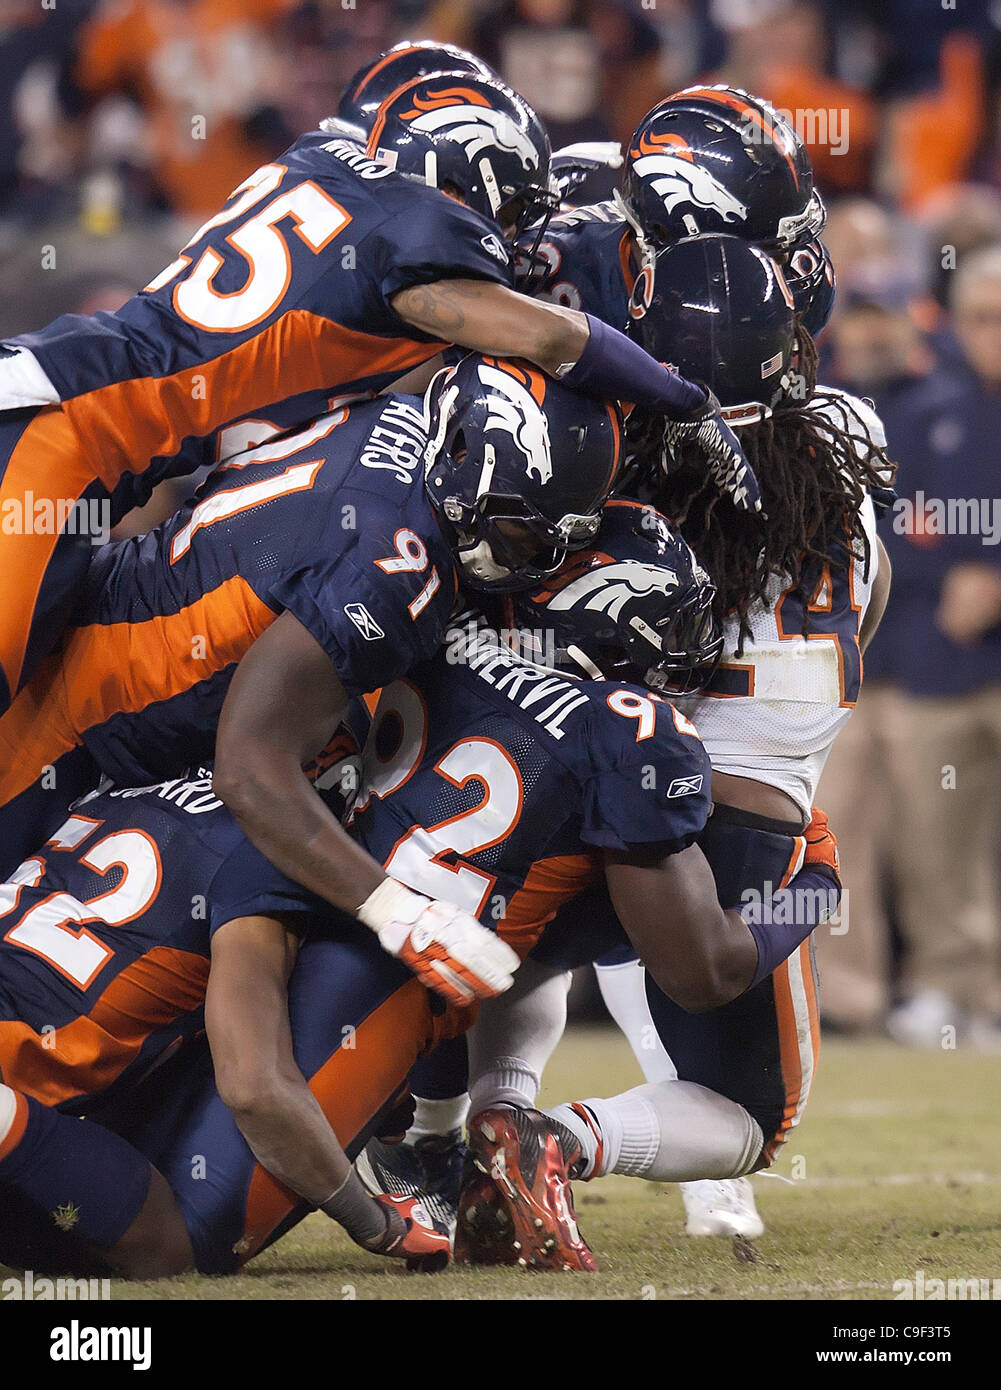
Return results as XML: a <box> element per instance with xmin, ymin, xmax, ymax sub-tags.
<box><xmin>812</xmin><ymin>284</ymin><xmax>935</xmax><ymax>1031</ymax></box>
<box><xmin>870</xmin><ymin>246</ymin><xmax>1001</xmax><ymax>1047</ymax></box>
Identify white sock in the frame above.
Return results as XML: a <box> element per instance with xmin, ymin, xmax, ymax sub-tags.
<box><xmin>405</xmin><ymin>1094</ymin><xmax>469</xmax><ymax>1143</ymax></box>
<box><xmin>551</xmin><ymin>1081</ymin><xmax>763</xmax><ymax>1182</ymax></box>
<box><xmin>545</xmin><ymin>1101</ymin><xmax>602</xmax><ymax>1177</ymax></box>
<box><xmin>468</xmin><ymin>1056</ymin><xmax>540</xmax><ymax>1112</ymax></box>
<box><xmin>595</xmin><ymin>959</ymin><xmax>677</xmax><ymax>1083</ymax></box>
<box><xmin>545</xmin><ymin>1092</ymin><xmax>660</xmax><ymax>1179</ymax></box>
<box><xmin>467</xmin><ymin>959</ymin><xmax>572</xmax><ymax>1113</ymax></box>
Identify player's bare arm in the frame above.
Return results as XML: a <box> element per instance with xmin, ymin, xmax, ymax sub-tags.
<box><xmin>391</xmin><ymin>278</ymin><xmax>588</xmax><ymax>376</ymax></box>
<box><xmin>206</xmin><ymin>913</ymin><xmax>354</xmax><ymax>1201</ymax></box>
<box><xmin>213</xmin><ymin>611</ymin><xmax>518</xmax><ymax>1004</ymax></box>
<box><xmin>604</xmin><ymin>843</ymin><xmax>758</xmax><ymax>1012</ymax></box>
<box><xmin>393</xmin><ymin>278</ymin><xmax>759</xmax><ymax>510</ymax></box>
<box><xmin>207</xmin><ymin>910</ymin><xmax>451</xmax><ymax>1263</ymax></box>
<box><xmin>213</xmin><ymin>610</ymin><xmax>387</xmax><ymax>917</ymax></box>
<box><xmin>860</xmin><ymin>535</ymin><xmax>891</xmax><ymax>652</ymax></box>
<box><xmin>604</xmin><ymin>808</ymin><xmax>840</xmax><ymax>1013</ymax></box>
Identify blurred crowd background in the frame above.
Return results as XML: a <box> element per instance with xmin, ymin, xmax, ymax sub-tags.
<box><xmin>3</xmin><ymin>0</ymin><xmax>1001</xmax><ymax>1045</ymax></box>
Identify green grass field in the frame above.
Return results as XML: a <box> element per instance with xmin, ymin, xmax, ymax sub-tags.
<box><xmin>67</xmin><ymin>1025</ymin><xmax>1000</xmax><ymax>1302</ymax></box>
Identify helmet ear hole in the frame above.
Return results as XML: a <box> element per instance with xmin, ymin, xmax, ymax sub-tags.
<box><xmin>451</xmin><ymin>429</ymin><xmax>467</xmax><ymax>464</ymax></box>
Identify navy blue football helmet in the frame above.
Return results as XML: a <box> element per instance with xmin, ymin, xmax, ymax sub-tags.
<box><xmin>336</xmin><ymin>41</ymin><xmax>496</xmax><ymax>131</ymax></box>
<box><xmin>509</xmin><ymin>499</ymin><xmax>721</xmax><ymax>691</ymax></box>
<box><xmin>365</xmin><ymin>72</ymin><xmax>554</xmax><ymax>234</ymax></box>
<box><xmin>631</xmin><ymin>233</ymin><xmax>797</xmax><ymax>426</ymax></box>
<box><xmin>786</xmin><ymin>237</ymin><xmax>836</xmax><ymax>337</ymax></box>
<box><xmin>620</xmin><ymin>86</ymin><xmax>825</xmax><ymax>257</ymax></box>
<box><xmin>424</xmin><ymin>355</ymin><xmax>623</xmax><ymax>592</ymax></box>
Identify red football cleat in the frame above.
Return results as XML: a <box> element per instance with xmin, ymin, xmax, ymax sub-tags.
<box><xmin>368</xmin><ymin>1192</ymin><xmax>451</xmax><ymax>1272</ymax></box>
<box><xmin>454</xmin><ymin>1107</ymin><xmax>597</xmax><ymax>1272</ymax></box>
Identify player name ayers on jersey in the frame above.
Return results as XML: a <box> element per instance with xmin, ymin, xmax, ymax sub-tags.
<box><xmin>0</xmin><ymin>396</ymin><xmax>459</xmax><ymax>803</ymax></box>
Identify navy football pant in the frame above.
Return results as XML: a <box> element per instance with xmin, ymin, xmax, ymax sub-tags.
<box><xmin>530</xmin><ymin>807</ymin><xmax>820</xmax><ymax>1160</ymax></box>
<box><xmin>101</xmin><ymin>920</ymin><xmax>453</xmax><ymax>1273</ymax></box>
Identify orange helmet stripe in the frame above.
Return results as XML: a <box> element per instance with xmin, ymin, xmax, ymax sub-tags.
<box><xmin>675</xmin><ymin>87</ymin><xmax>799</xmax><ymax>184</ymax></box>
<box><xmin>354</xmin><ymin>44</ymin><xmax>428</xmax><ymax>99</ymax></box>
<box><xmin>630</xmin><ymin>129</ymin><xmax>694</xmax><ymax>162</ymax></box>
<box><xmin>400</xmin><ymin>84</ymin><xmax>494</xmax><ymax>119</ymax></box>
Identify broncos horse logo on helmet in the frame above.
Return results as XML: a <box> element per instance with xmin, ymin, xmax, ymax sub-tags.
<box><xmin>400</xmin><ymin>85</ymin><xmax>541</xmax><ymax>170</ymax></box>
<box><xmin>366</xmin><ymin>73</ymin><xmax>555</xmax><ymax>234</ymax></box>
<box><xmin>627</xmin><ymin>129</ymin><xmax>749</xmax><ymax>227</ymax></box>
<box><xmin>620</xmin><ymin>86</ymin><xmax>825</xmax><ymax>256</ymax></box>
<box><xmin>507</xmin><ymin>499</ymin><xmax>722</xmax><ymax>691</ymax></box>
<box><xmin>546</xmin><ymin>559</ymin><xmax>681</xmax><ymax>624</ymax></box>
<box><xmin>424</xmin><ymin>355</ymin><xmax>622</xmax><ymax>592</ymax></box>
<box><xmin>477</xmin><ymin>360</ymin><xmax>554</xmax><ymax>485</ymax></box>
<box><xmin>335</xmin><ymin>40</ymin><xmax>496</xmax><ymax>131</ymax></box>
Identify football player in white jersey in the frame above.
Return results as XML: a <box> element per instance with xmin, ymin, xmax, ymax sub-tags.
<box><xmin>439</xmin><ymin>233</ymin><xmax>894</xmax><ymax>1268</ymax></box>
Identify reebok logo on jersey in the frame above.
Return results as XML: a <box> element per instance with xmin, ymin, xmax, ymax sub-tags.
<box><xmin>345</xmin><ymin>603</ymin><xmax>385</xmax><ymax>641</ymax></box>
<box><xmin>480</xmin><ymin>233</ymin><xmax>509</xmax><ymax>262</ymax></box>
<box><xmin>666</xmin><ymin>774</ymin><xmax>703</xmax><ymax>798</ymax></box>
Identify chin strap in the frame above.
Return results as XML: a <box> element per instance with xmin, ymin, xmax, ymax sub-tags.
<box><xmin>459</xmin><ymin>537</ymin><xmax>512</xmax><ymax>584</ymax></box>
<box><xmin>565</xmin><ymin>644</ymin><xmax>605</xmax><ymax>680</ymax></box>
<box><xmin>611</xmin><ymin>189</ymin><xmax>658</xmax><ymax>292</ymax></box>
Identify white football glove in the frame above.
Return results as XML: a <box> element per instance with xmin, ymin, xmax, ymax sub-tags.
<box><xmin>357</xmin><ymin>879</ymin><xmax>519</xmax><ymax>1005</ymax></box>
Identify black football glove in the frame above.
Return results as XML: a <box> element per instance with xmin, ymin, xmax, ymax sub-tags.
<box><xmin>662</xmin><ymin>389</ymin><xmax>763</xmax><ymax>514</ymax></box>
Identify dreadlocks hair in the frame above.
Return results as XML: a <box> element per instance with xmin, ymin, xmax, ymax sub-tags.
<box><xmin>637</xmin><ymin>329</ymin><xmax>897</xmax><ymax>653</ymax></box>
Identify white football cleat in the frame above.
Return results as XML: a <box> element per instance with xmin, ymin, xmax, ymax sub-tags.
<box><xmin>886</xmin><ymin>988</ymin><xmax>956</xmax><ymax>1048</ymax></box>
<box><xmin>680</xmin><ymin>1178</ymin><xmax>764</xmax><ymax>1239</ymax></box>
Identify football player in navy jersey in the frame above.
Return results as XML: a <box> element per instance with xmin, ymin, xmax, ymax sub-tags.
<box><xmin>516</xmin><ymin>85</ymin><xmax>834</xmax><ymax>344</ymax></box>
<box><xmin>0</xmin><ymin>68</ymin><xmax>753</xmax><ymax>717</ymax></box>
<box><xmin>0</xmin><ymin>504</ymin><xmax>838</xmax><ymax>1280</ymax></box>
<box><xmin>0</xmin><ymin>360</ymin><xmax>627</xmax><ymax>1007</ymax></box>
<box><xmin>0</xmin><ymin>768</ymin><xmax>455</xmax><ymax>1273</ymax></box>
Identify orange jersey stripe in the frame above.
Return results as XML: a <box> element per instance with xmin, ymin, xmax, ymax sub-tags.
<box><xmin>497</xmin><ymin>852</ymin><xmax>601</xmax><ymax>959</ymax></box>
<box><xmin>61</xmin><ymin>570</ymin><xmax>277</xmax><ymax>744</ymax></box>
<box><xmin>0</xmin><ymin>408</ymin><xmax>95</xmax><ymax>697</ymax></box>
<box><xmin>238</xmin><ymin>977</ymin><xmax>437</xmax><ymax>1261</ymax></box>
<box><xmin>763</xmin><ymin>957</ymin><xmax>801</xmax><ymax>1164</ymax></box>
<box><xmin>763</xmin><ymin>938</ymin><xmax>820</xmax><ymax>1163</ymax></box>
<box><xmin>0</xmin><ymin>945</ymin><xmax>210</xmax><ymax>1106</ymax></box>
<box><xmin>59</xmin><ymin>313</ymin><xmax>442</xmax><ymax>496</ymax></box>
<box><xmin>0</xmin><ymin>573</ymin><xmax>277</xmax><ymax>806</ymax></box>
<box><xmin>0</xmin><ymin>652</ymin><xmax>83</xmax><ymax>805</ymax></box>
<box><xmin>762</xmin><ymin>837</ymin><xmax>816</xmax><ymax>1162</ymax></box>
